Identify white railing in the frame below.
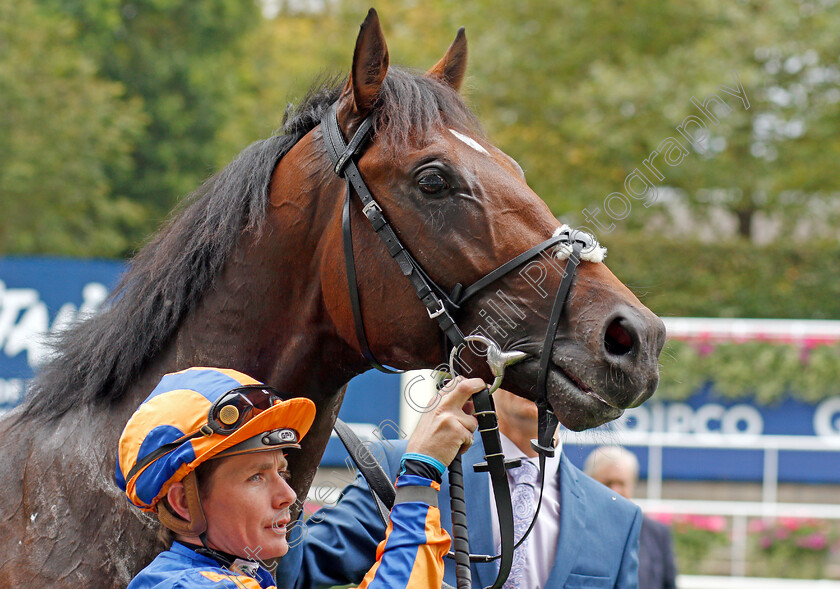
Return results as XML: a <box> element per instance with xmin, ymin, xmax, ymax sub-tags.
<box><xmin>635</xmin><ymin>498</ymin><xmax>840</xmax><ymax>578</ymax></box>
<box><xmin>677</xmin><ymin>576</ymin><xmax>840</xmax><ymax>589</ymax></box>
<box><xmin>661</xmin><ymin>317</ymin><xmax>840</xmax><ymax>344</ymax></box>
<box><xmin>565</xmin><ymin>431</ymin><xmax>840</xmax><ymax>504</ymax></box>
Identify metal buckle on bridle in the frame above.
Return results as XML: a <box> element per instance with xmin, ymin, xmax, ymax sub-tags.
<box><xmin>361</xmin><ymin>200</ymin><xmax>382</xmax><ymax>221</ymax></box>
<box><xmin>427</xmin><ymin>298</ymin><xmax>446</xmax><ymax>319</ymax></box>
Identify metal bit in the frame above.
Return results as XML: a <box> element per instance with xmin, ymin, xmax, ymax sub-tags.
<box><xmin>449</xmin><ymin>334</ymin><xmax>529</xmax><ymax>394</ymax></box>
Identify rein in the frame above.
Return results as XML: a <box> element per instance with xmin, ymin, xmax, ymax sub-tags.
<box><xmin>322</xmin><ymin>103</ymin><xmax>590</xmax><ymax>589</ymax></box>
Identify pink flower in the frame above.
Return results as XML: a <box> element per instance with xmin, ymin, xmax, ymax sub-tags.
<box><xmin>651</xmin><ymin>512</ymin><xmax>674</xmax><ymax>526</ymax></box>
<box><xmin>796</xmin><ymin>533</ymin><xmax>828</xmax><ymax>551</ymax></box>
<box><xmin>685</xmin><ymin>514</ymin><xmax>728</xmax><ymax>532</ymax></box>
<box><xmin>780</xmin><ymin>517</ymin><xmax>804</xmax><ymax>532</ymax></box>
<box><xmin>707</xmin><ymin>516</ymin><xmax>727</xmax><ymax>533</ymax></box>
<box><xmin>697</xmin><ymin>343</ymin><xmax>715</xmax><ymax>356</ymax></box>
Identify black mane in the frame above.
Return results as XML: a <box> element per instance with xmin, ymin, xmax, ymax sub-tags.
<box><xmin>18</xmin><ymin>68</ymin><xmax>481</xmax><ymax>422</ymax></box>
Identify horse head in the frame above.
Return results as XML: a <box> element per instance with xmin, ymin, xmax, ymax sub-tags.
<box><xmin>270</xmin><ymin>9</ymin><xmax>665</xmax><ymax>431</ymax></box>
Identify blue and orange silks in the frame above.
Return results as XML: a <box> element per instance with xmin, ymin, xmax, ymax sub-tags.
<box><xmin>127</xmin><ymin>474</ymin><xmax>450</xmax><ymax>589</ymax></box>
<box><xmin>116</xmin><ymin>367</ymin><xmax>315</xmax><ymax>512</ymax></box>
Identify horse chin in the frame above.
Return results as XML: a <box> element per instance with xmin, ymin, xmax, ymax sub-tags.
<box><xmin>506</xmin><ymin>360</ymin><xmax>626</xmax><ymax>432</ymax></box>
<box><xmin>545</xmin><ymin>366</ymin><xmax>625</xmax><ymax>432</ymax></box>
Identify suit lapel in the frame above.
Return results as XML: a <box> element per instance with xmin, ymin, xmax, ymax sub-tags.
<box><xmin>544</xmin><ymin>454</ymin><xmax>585</xmax><ymax>587</ymax></box>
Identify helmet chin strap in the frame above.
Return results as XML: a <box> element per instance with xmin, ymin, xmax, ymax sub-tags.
<box><xmin>155</xmin><ymin>472</ymin><xmax>216</xmax><ymax>553</ymax></box>
<box><xmin>198</xmin><ymin>531</ymin><xmax>211</xmax><ymax>550</ymax></box>
<box><xmin>193</xmin><ymin>530</ymin><xmax>266</xmax><ymax>578</ymax></box>
<box><xmin>157</xmin><ymin>471</ymin><xmax>208</xmax><ymax>538</ymax></box>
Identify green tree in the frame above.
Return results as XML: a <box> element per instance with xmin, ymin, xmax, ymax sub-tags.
<box><xmin>0</xmin><ymin>0</ymin><xmax>146</xmax><ymax>255</ymax></box>
<box><xmin>252</xmin><ymin>1</ymin><xmax>840</xmax><ymax>243</ymax></box>
<box><xmin>528</xmin><ymin>0</ymin><xmax>840</xmax><ymax>239</ymax></box>
<box><xmin>38</xmin><ymin>0</ymin><xmax>264</xmax><ymax>237</ymax></box>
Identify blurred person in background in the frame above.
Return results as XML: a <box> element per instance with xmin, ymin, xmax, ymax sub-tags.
<box><xmin>278</xmin><ymin>388</ymin><xmax>642</xmax><ymax>589</ymax></box>
<box><xmin>585</xmin><ymin>446</ymin><xmax>677</xmax><ymax>589</ymax></box>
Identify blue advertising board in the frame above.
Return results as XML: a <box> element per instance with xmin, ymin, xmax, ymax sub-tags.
<box><xmin>562</xmin><ymin>383</ymin><xmax>840</xmax><ymax>484</ymax></box>
<box><xmin>0</xmin><ymin>257</ymin><xmax>403</xmax><ymax>452</ymax></box>
<box><xmin>0</xmin><ymin>257</ymin><xmax>124</xmax><ymax>412</ymax></box>
<box><xmin>2</xmin><ymin>257</ymin><xmax>839</xmax><ymax>482</ymax></box>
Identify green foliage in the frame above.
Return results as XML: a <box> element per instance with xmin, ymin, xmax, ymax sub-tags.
<box><xmin>604</xmin><ymin>234</ymin><xmax>840</xmax><ymax>319</ymax></box>
<box><xmin>714</xmin><ymin>342</ymin><xmax>802</xmax><ymax>404</ymax></box>
<box><xmin>656</xmin><ymin>340</ymin><xmax>707</xmax><ymax>402</ymax></box>
<box><xmin>521</xmin><ymin>0</ymin><xmax>840</xmax><ymax>239</ymax></box>
<box><xmin>36</xmin><ymin>0</ymin><xmax>263</xmax><ymax>244</ymax></box>
<box><xmin>657</xmin><ymin>340</ymin><xmax>840</xmax><ymax>405</ymax></box>
<box><xmin>798</xmin><ymin>344</ymin><xmax>840</xmax><ymax>403</ymax></box>
<box><xmin>0</xmin><ymin>0</ymin><xmax>146</xmax><ymax>256</ymax></box>
<box><xmin>5</xmin><ymin>1</ymin><xmax>840</xmax><ymax>260</ymax></box>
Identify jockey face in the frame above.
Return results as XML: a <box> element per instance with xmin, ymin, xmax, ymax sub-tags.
<box><xmin>199</xmin><ymin>449</ymin><xmax>297</xmax><ymax>559</ymax></box>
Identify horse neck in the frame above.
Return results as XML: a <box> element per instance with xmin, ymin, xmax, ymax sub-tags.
<box><xmin>171</xmin><ymin>148</ymin><xmax>365</xmax><ymax>401</ymax></box>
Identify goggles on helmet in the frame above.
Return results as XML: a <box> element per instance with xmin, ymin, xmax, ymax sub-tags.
<box><xmin>202</xmin><ymin>384</ymin><xmax>284</xmax><ymax>435</ymax></box>
<box><xmin>126</xmin><ymin>384</ymin><xmax>288</xmax><ymax>483</ymax></box>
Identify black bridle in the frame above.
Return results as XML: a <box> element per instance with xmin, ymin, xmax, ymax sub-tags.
<box><xmin>322</xmin><ymin>103</ymin><xmax>588</xmax><ymax>589</ymax></box>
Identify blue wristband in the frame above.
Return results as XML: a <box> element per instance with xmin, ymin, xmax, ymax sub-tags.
<box><xmin>400</xmin><ymin>452</ymin><xmax>446</xmax><ymax>477</ymax></box>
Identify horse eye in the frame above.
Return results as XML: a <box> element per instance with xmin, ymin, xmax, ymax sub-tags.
<box><xmin>417</xmin><ymin>172</ymin><xmax>450</xmax><ymax>194</ymax></box>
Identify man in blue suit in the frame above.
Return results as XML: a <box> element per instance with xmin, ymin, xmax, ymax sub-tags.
<box><xmin>585</xmin><ymin>446</ymin><xmax>677</xmax><ymax>589</ymax></box>
<box><xmin>277</xmin><ymin>388</ymin><xmax>642</xmax><ymax>588</ymax></box>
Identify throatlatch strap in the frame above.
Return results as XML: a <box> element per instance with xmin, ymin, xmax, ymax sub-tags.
<box><xmin>341</xmin><ymin>182</ymin><xmax>401</xmax><ymax>374</ymax></box>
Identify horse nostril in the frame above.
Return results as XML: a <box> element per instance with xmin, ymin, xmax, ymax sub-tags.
<box><xmin>604</xmin><ymin>318</ymin><xmax>634</xmax><ymax>356</ymax></box>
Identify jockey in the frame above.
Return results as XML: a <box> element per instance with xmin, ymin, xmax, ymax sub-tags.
<box><xmin>117</xmin><ymin>366</ymin><xmax>480</xmax><ymax>589</ymax></box>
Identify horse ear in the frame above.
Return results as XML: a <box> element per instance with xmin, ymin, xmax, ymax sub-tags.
<box><xmin>426</xmin><ymin>28</ymin><xmax>468</xmax><ymax>92</ymax></box>
<box><xmin>338</xmin><ymin>8</ymin><xmax>389</xmax><ymax>125</ymax></box>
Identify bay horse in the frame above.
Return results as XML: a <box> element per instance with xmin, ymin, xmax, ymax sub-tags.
<box><xmin>0</xmin><ymin>10</ymin><xmax>664</xmax><ymax>587</ymax></box>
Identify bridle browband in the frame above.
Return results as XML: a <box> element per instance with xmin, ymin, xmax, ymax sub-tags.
<box><xmin>321</xmin><ymin>102</ymin><xmax>590</xmax><ymax>589</ymax></box>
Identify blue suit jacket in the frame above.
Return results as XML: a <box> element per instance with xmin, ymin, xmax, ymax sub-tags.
<box><xmin>277</xmin><ymin>438</ymin><xmax>642</xmax><ymax>588</ymax></box>
<box><xmin>638</xmin><ymin>516</ymin><xmax>677</xmax><ymax>589</ymax></box>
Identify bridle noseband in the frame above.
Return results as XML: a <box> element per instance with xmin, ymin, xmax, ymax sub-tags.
<box><xmin>321</xmin><ymin>102</ymin><xmax>596</xmax><ymax>589</ymax></box>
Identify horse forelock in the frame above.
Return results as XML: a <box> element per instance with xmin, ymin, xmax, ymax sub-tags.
<box><xmin>373</xmin><ymin>67</ymin><xmax>483</xmax><ymax>155</ymax></box>
<box><xmin>17</xmin><ymin>68</ymin><xmax>483</xmax><ymax>423</ymax></box>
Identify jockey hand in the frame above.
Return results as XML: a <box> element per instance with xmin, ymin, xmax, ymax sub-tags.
<box><xmin>406</xmin><ymin>376</ymin><xmax>481</xmax><ymax>467</ymax></box>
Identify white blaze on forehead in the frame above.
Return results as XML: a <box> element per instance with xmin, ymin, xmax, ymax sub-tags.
<box><xmin>449</xmin><ymin>129</ymin><xmax>490</xmax><ymax>155</ymax></box>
